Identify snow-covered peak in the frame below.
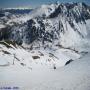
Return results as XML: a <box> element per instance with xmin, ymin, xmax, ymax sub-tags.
<box><xmin>0</xmin><ymin>2</ymin><xmax>90</xmax><ymax>49</ymax></box>
<box><xmin>30</xmin><ymin>3</ymin><xmax>59</xmax><ymax>18</ymax></box>
<box><xmin>49</xmin><ymin>2</ymin><xmax>90</xmax><ymax>19</ymax></box>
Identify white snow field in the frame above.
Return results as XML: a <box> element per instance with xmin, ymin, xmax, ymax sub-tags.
<box><xmin>0</xmin><ymin>42</ymin><xmax>90</xmax><ymax>90</ymax></box>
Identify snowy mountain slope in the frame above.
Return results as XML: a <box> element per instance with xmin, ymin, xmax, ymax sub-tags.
<box><xmin>0</xmin><ymin>8</ymin><xmax>32</xmax><ymax>29</ymax></box>
<box><xmin>0</xmin><ymin>2</ymin><xmax>90</xmax><ymax>90</ymax></box>
<box><xmin>0</xmin><ymin>2</ymin><xmax>90</xmax><ymax>70</ymax></box>
<box><xmin>0</xmin><ymin>2</ymin><xmax>90</xmax><ymax>49</ymax></box>
<box><xmin>0</xmin><ymin>2</ymin><xmax>90</xmax><ymax>67</ymax></box>
<box><xmin>30</xmin><ymin>52</ymin><xmax>90</xmax><ymax>90</ymax></box>
<box><xmin>0</xmin><ymin>40</ymin><xmax>81</xmax><ymax>68</ymax></box>
<box><xmin>0</xmin><ymin>45</ymin><xmax>90</xmax><ymax>90</ymax></box>
<box><xmin>29</xmin><ymin>3</ymin><xmax>59</xmax><ymax>18</ymax></box>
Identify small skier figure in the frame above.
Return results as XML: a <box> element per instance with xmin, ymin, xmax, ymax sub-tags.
<box><xmin>13</xmin><ymin>54</ymin><xmax>15</xmax><ymax>65</ymax></box>
<box><xmin>53</xmin><ymin>63</ymin><xmax>56</xmax><ymax>69</ymax></box>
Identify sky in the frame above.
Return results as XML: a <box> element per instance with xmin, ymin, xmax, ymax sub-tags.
<box><xmin>0</xmin><ymin>0</ymin><xmax>90</xmax><ymax>8</ymax></box>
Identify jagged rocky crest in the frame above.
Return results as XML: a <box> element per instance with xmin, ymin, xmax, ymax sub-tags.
<box><xmin>0</xmin><ymin>2</ymin><xmax>90</xmax><ymax>47</ymax></box>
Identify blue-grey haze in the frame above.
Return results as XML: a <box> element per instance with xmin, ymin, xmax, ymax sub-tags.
<box><xmin>0</xmin><ymin>0</ymin><xmax>90</xmax><ymax>8</ymax></box>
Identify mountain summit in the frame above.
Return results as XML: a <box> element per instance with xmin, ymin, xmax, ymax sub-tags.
<box><xmin>0</xmin><ymin>2</ymin><xmax>90</xmax><ymax>48</ymax></box>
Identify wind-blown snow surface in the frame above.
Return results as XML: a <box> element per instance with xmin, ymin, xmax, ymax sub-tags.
<box><xmin>0</xmin><ymin>39</ymin><xmax>90</xmax><ymax>90</ymax></box>
<box><xmin>0</xmin><ymin>42</ymin><xmax>81</xmax><ymax>69</ymax></box>
<box><xmin>0</xmin><ymin>44</ymin><xmax>90</xmax><ymax>90</ymax></box>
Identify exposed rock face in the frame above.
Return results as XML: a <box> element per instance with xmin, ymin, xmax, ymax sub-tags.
<box><xmin>0</xmin><ymin>2</ymin><xmax>90</xmax><ymax>47</ymax></box>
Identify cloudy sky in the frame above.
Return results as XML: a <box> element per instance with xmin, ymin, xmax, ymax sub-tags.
<box><xmin>0</xmin><ymin>0</ymin><xmax>90</xmax><ymax>8</ymax></box>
